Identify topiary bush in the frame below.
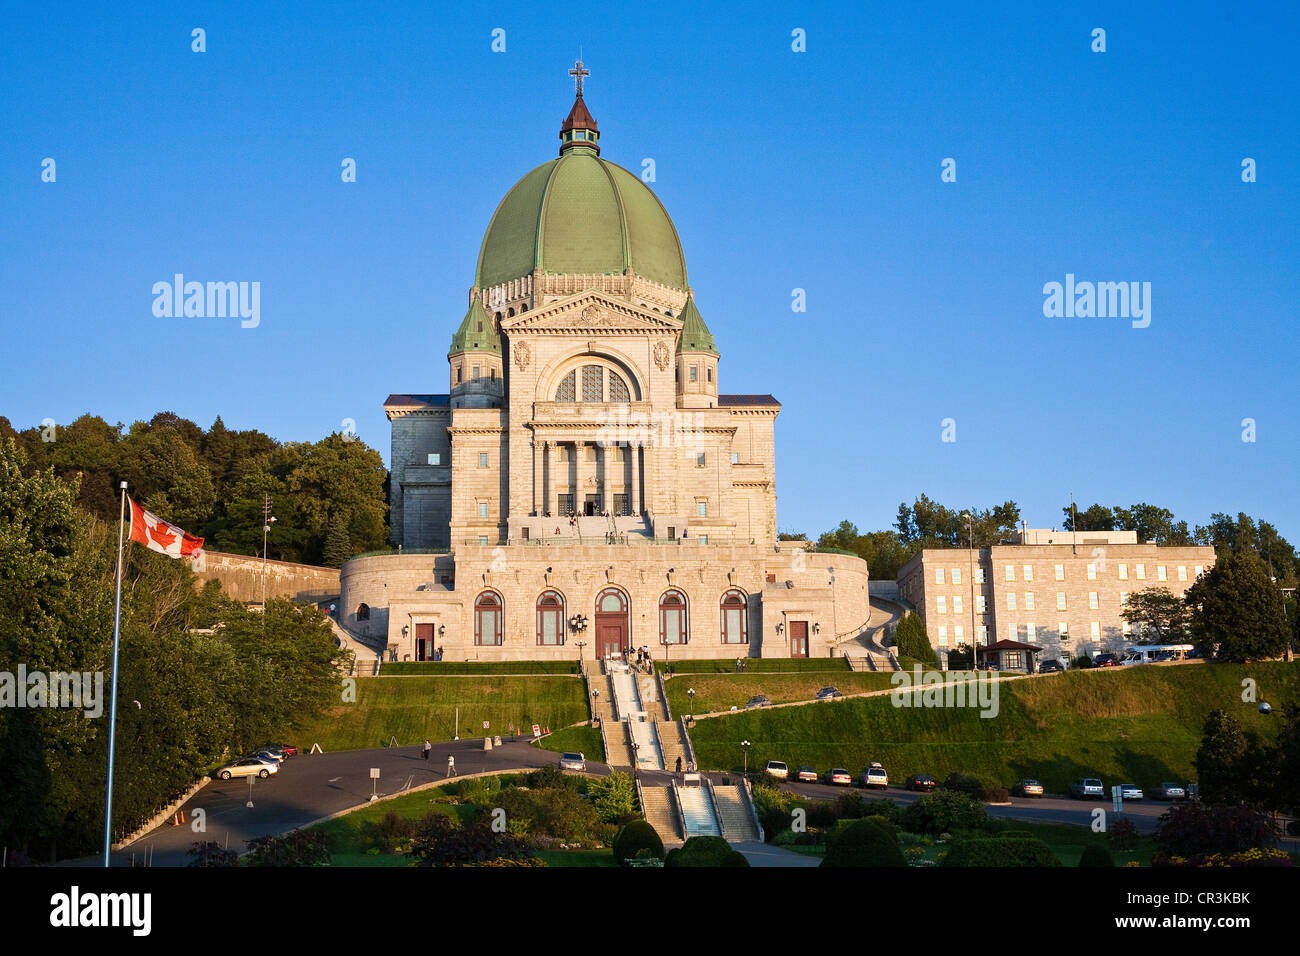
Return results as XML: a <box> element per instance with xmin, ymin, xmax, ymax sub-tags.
<box><xmin>1073</xmin><ymin>655</ymin><xmax>1094</xmax><ymax>669</ymax></box>
<box><xmin>613</xmin><ymin>819</ymin><xmax>664</xmax><ymax>865</ymax></box>
<box><xmin>1108</xmin><ymin>816</ymin><xmax>1139</xmax><ymax>852</ymax></box>
<box><xmin>1079</xmin><ymin>844</ymin><xmax>1115</xmax><ymax>867</ymax></box>
<box><xmin>820</xmin><ymin>818</ymin><xmax>905</xmax><ymax>867</ymax></box>
<box><xmin>980</xmin><ymin>787</ymin><xmax>1010</xmax><ymax>803</ymax></box>
<box><xmin>941</xmin><ymin>773</ymin><xmax>986</xmax><ymax>797</ymax></box>
<box><xmin>940</xmin><ymin>837</ymin><xmax>1058</xmax><ymax>867</ymax></box>
<box><xmin>901</xmin><ymin>790</ymin><xmax>988</xmax><ymax>834</ymax></box>
<box><xmin>665</xmin><ymin>835</ymin><xmax>749</xmax><ymax>867</ymax></box>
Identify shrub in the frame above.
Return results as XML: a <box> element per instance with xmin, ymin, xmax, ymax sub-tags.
<box><xmin>532</xmin><ymin>787</ymin><xmax>599</xmax><ymax>841</ymax></box>
<box><xmin>999</xmin><ymin>829</ymin><xmax>1032</xmax><ymax>840</ymax></box>
<box><xmin>588</xmin><ymin>772</ymin><xmax>638</xmax><ymax>823</ymax></box>
<box><xmin>666</xmin><ymin>835</ymin><xmax>749</xmax><ymax>867</ymax></box>
<box><xmin>411</xmin><ymin>812</ymin><xmax>534</xmax><ymax>866</ymax></box>
<box><xmin>1108</xmin><ymin>816</ymin><xmax>1139</xmax><ymax>852</ymax></box>
<box><xmin>613</xmin><ymin>820</ymin><xmax>664</xmax><ymax>865</ymax></box>
<box><xmin>365</xmin><ymin>811</ymin><xmax>417</xmax><ymax>853</ymax></box>
<box><xmin>1154</xmin><ymin>803</ymin><xmax>1276</xmax><ymax>861</ymax></box>
<box><xmin>1079</xmin><ymin>844</ymin><xmax>1115</xmax><ymax>867</ymax></box>
<box><xmin>186</xmin><ymin>841</ymin><xmax>239</xmax><ymax>867</ymax></box>
<box><xmin>940</xmin><ymin>773</ymin><xmax>986</xmax><ymax>797</ymax></box>
<box><xmin>527</xmin><ymin>766</ymin><xmax>569</xmax><ymax>791</ymax></box>
<box><xmin>940</xmin><ymin>837</ymin><xmax>1058</xmax><ymax>867</ymax></box>
<box><xmin>820</xmin><ymin>819</ymin><xmax>905</xmax><ymax>867</ymax></box>
<box><xmin>245</xmin><ymin>829</ymin><xmax>331</xmax><ymax>867</ymax></box>
<box><xmin>832</xmin><ymin>791</ymin><xmax>871</xmax><ymax>820</ymax></box>
<box><xmin>980</xmin><ymin>788</ymin><xmax>1010</xmax><ymax>803</ymax></box>
<box><xmin>901</xmin><ymin>790</ymin><xmax>987</xmax><ymax>834</ymax></box>
<box><xmin>1073</xmin><ymin>655</ymin><xmax>1094</xmax><ymax>669</ymax></box>
<box><xmin>805</xmin><ymin>800</ymin><xmax>838</xmax><ymax>829</ymax></box>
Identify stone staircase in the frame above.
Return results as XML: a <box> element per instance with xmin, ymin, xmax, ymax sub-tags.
<box><xmin>637</xmin><ymin>671</ymin><xmax>670</xmax><ymax>721</ymax></box>
<box><xmin>675</xmin><ymin>785</ymin><xmax>721</xmax><ymax>837</ymax></box>
<box><xmin>711</xmin><ymin>784</ymin><xmax>760</xmax><ymax>842</ymax></box>
<box><xmin>655</xmin><ymin>720</ymin><xmax>691</xmax><ymax>772</ymax></box>
<box><xmin>627</xmin><ymin>717</ymin><xmax>663</xmax><ymax>770</ymax></box>
<box><xmin>639</xmin><ymin>786</ymin><xmax>683</xmax><ymax>843</ymax></box>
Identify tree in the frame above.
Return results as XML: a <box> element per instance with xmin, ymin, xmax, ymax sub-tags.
<box><xmin>613</xmin><ymin>819</ymin><xmax>664</xmax><ymax>864</ymax></box>
<box><xmin>666</xmin><ymin>835</ymin><xmax>749</xmax><ymax>867</ymax></box>
<box><xmin>820</xmin><ymin>818</ymin><xmax>904</xmax><ymax>867</ymax></box>
<box><xmin>1121</xmin><ymin>587</ymin><xmax>1192</xmax><ymax>643</ymax></box>
<box><xmin>589</xmin><ymin>772</ymin><xmax>638</xmax><ymax>823</ymax></box>
<box><xmin>1063</xmin><ymin>503</ymin><xmax>1115</xmax><ymax>532</ymax></box>
<box><xmin>322</xmin><ymin>519</ymin><xmax>353</xmax><ymax>568</ymax></box>
<box><xmin>1195</xmin><ymin>710</ymin><xmax>1247</xmax><ymax>805</ymax></box>
<box><xmin>891</xmin><ymin>612</ymin><xmax>937</xmax><ymax>665</ymax></box>
<box><xmin>1185</xmin><ymin>550</ymin><xmax>1289</xmax><ymax>662</ymax></box>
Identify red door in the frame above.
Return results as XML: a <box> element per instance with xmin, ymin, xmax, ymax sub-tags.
<box><xmin>790</xmin><ymin>621</ymin><xmax>808</xmax><ymax>658</ymax></box>
<box><xmin>415</xmin><ymin>623</ymin><xmax>435</xmax><ymax>661</ymax></box>
<box><xmin>595</xmin><ymin>588</ymin><xmax>629</xmax><ymax>658</ymax></box>
<box><xmin>597</xmin><ymin>622</ymin><xmax>624</xmax><ymax>660</ymax></box>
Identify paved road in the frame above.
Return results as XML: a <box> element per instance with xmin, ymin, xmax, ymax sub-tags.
<box><xmin>98</xmin><ymin>737</ymin><xmax>603</xmax><ymax>867</ymax></box>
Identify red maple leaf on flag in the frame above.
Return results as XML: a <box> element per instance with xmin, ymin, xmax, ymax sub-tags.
<box><xmin>147</xmin><ymin>520</ymin><xmax>177</xmax><ymax>550</ymax></box>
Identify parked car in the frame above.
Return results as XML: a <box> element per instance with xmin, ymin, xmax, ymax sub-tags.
<box><xmin>1014</xmin><ymin>779</ymin><xmax>1045</xmax><ymax>798</ymax></box>
<box><xmin>1154</xmin><ymin>782</ymin><xmax>1187</xmax><ymax>801</ymax></box>
<box><xmin>558</xmin><ymin>752</ymin><xmax>586</xmax><ymax>772</ymax></box>
<box><xmin>815</xmin><ymin>686</ymin><xmax>843</xmax><ymax>701</ymax></box>
<box><xmin>1094</xmin><ymin>654</ymin><xmax>1119</xmax><ymax>667</ymax></box>
<box><xmin>254</xmin><ymin>749</ymin><xmax>285</xmax><ymax>764</ymax></box>
<box><xmin>825</xmin><ymin>768</ymin><xmax>853</xmax><ymax>786</ymax></box>
<box><xmin>906</xmin><ymin>774</ymin><xmax>936</xmax><ymax>792</ymax></box>
<box><xmin>245</xmin><ymin>753</ymin><xmax>282</xmax><ymax>767</ymax></box>
<box><xmin>264</xmin><ymin>744</ymin><xmax>296</xmax><ymax>758</ymax></box>
<box><xmin>1069</xmin><ymin>777</ymin><xmax>1105</xmax><ymax>799</ymax></box>
<box><xmin>861</xmin><ymin>763</ymin><xmax>889</xmax><ymax>790</ymax></box>
<box><xmin>795</xmin><ymin>766</ymin><xmax>819</xmax><ymax>783</ymax></box>
<box><xmin>216</xmin><ymin>757</ymin><xmax>278</xmax><ymax>780</ymax></box>
<box><xmin>764</xmin><ymin>760</ymin><xmax>789</xmax><ymax>780</ymax></box>
<box><xmin>1038</xmin><ymin>659</ymin><xmax>1064</xmax><ymax>674</ymax></box>
<box><xmin>745</xmin><ymin>695</ymin><xmax>772</xmax><ymax>710</ymax></box>
<box><xmin>1118</xmin><ymin>783</ymin><xmax>1144</xmax><ymax>801</ymax></box>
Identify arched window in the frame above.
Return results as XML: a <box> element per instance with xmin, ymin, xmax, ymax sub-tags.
<box><xmin>597</xmin><ymin>588</ymin><xmax>626</xmax><ymax>613</ymax></box>
<box><xmin>474</xmin><ymin>591</ymin><xmax>502</xmax><ymax>646</ymax></box>
<box><xmin>660</xmin><ymin>590</ymin><xmax>687</xmax><ymax>645</ymax></box>
<box><xmin>356</xmin><ymin>603</ymin><xmax>370</xmax><ymax>621</ymax></box>
<box><xmin>537</xmin><ymin>590</ymin><xmax>565</xmax><ymax>646</ymax></box>
<box><xmin>721</xmin><ymin>590</ymin><xmax>748</xmax><ymax>644</ymax></box>
<box><xmin>555</xmin><ymin>370</ymin><xmax>576</xmax><ymax>402</ymax></box>
<box><xmin>582</xmin><ymin>365</ymin><xmax>603</xmax><ymax>402</ymax></box>
<box><xmin>609</xmin><ymin>371</ymin><xmax>630</xmax><ymax>402</ymax></box>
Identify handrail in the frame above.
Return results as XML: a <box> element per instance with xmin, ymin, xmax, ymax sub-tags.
<box><xmin>741</xmin><ymin>777</ymin><xmax>765</xmax><ymax>843</ymax></box>
<box><xmin>701</xmin><ymin>776</ymin><xmax>725</xmax><ymax>837</ymax></box>
<box><xmin>681</xmin><ymin>718</ymin><xmax>698</xmax><ymax>770</ymax></box>
<box><xmin>670</xmin><ymin>784</ymin><xmax>689</xmax><ymax>840</ymax></box>
<box><xmin>655</xmin><ymin>669</ymin><xmax>672</xmax><ymax>720</ymax></box>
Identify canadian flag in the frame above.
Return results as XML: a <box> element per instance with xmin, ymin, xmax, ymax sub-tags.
<box><xmin>128</xmin><ymin>497</ymin><xmax>205</xmax><ymax>559</ymax></box>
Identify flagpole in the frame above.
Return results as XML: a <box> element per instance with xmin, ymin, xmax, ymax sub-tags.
<box><xmin>103</xmin><ymin>481</ymin><xmax>128</xmax><ymax>867</ymax></box>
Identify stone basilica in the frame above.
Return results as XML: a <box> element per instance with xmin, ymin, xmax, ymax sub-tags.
<box><xmin>339</xmin><ymin>66</ymin><xmax>869</xmax><ymax>663</ymax></box>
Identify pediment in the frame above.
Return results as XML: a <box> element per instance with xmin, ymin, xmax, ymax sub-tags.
<box><xmin>499</xmin><ymin>291</ymin><xmax>683</xmax><ymax>336</ymax></box>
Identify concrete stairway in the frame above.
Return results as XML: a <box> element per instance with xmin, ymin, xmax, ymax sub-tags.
<box><xmin>675</xmin><ymin>785</ymin><xmax>721</xmax><ymax>837</ymax></box>
<box><xmin>627</xmin><ymin>717</ymin><xmax>663</xmax><ymax>770</ymax></box>
<box><xmin>637</xmin><ymin>671</ymin><xmax>670</xmax><ymax>721</ymax></box>
<box><xmin>608</xmin><ymin>662</ymin><xmax>643</xmax><ymax>718</ymax></box>
<box><xmin>601</xmin><ymin>720</ymin><xmax>635</xmax><ymax>769</ymax></box>
<box><xmin>655</xmin><ymin>721</ymin><xmax>691</xmax><ymax>772</ymax></box>
<box><xmin>639</xmin><ymin>786</ymin><xmax>683</xmax><ymax>843</ymax></box>
<box><xmin>711</xmin><ymin>785</ymin><xmax>760</xmax><ymax>842</ymax></box>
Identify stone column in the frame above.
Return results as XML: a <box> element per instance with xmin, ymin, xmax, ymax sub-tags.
<box><xmin>574</xmin><ymin>439</ymin><xmax>585</xmax><ymax>514</ymax></box>
<box><xmin>600</xmin><ymin>442</ymin><xmax>612</xmax><ymax>516</ymax></box>
<box><xmin>630</xmin><ymin>442</ymin><xmax>642</xmax><ymax>516</ymax></box>
<box><xmin>532</xmin><ymin>439</ymin><xmax>542</xmax><ymax>515</ymax></box>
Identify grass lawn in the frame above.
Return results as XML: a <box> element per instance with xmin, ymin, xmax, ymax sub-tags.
<box><xmin>291</xmin><ymin>675</ymin><xmax>588</xmax><ymax>751</ymax></box>
<box><xmin>532</xmin><ymin>724</ymin><xmax>605</xmax><ymax>762</ymax></box>
<box><xmin>664</xmin><ymin>672</ymin><xmax>901</xmax><ymax>715</ymax></box>
<box><xmin>687</xmin><ymin>661</ymin><xmax>1300</xmax><ymax>793</ymax></box>
<box><xmin>313</xmin><ymin>785</ymin><xmax>473</xmax><ymax>866</ymax></box>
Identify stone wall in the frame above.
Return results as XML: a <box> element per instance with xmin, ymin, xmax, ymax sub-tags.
<box><xmin>192</xmin><ymin>550</ymin><xmax>340</xmax><ymax>604</ymax></box>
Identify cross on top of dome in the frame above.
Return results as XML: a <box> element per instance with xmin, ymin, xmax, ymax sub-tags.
<box><xmin>569</xmin><ymin>59</ymin><xmax>589</xmax><ymax>97</ymax></box>
<box><xmin>560</xmin><ymin>59</ymin><xmax>599</xmax><ymax>154</ymax></box>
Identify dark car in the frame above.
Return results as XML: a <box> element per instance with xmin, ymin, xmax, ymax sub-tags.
<box><xmin>1094</xmin><ymin>654</ymin><xmax>1119</xmax><ymax>667</ymax></box>
<box><xmin>1038</xmin><ymin>659</ymin><xmax>1064</xmax><ymax>674</ymax></box>
<box><xmin>815</xmin><ymin>686</ymin><xmax>843</xmax><ymax>701</ymax></box>
<box><xmin>906</xmin><ymin>774</ymin><xmax>936</xmax><ymax>792</ymax></box>
<box><xmin>744</xmin><ymin>695</ymin><xmax>772</xmax><ymax>710</ymax></box>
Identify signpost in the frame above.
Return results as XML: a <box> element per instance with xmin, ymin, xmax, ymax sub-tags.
<box><xmin>532</xmin><ymin>724</ymin><xmax>541</xmax><ymax>738</ymax></box>
<box><xmin>370</xmin><ymin>767</ymin><xmax>380</xmax><ymax>802</ymax></box>
<box><xmin>1111</xmin><ymin>785</ymin><xmax>1123</xmax><ymax>814</ymax></box>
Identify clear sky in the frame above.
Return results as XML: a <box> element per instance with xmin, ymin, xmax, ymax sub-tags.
<box><xmin>2</xmin><ymin>2</ymin><xmax>1297</xmax><ymax>542</ymax></box>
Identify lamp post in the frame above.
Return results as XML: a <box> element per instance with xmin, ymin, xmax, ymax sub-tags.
<box><xmin>740</xmin><ymin>740</ymin><xmax>752</xmax><ymax>777</ymax></box>
<box><xmin>687</xmin><ymin>687</ymin><xmax>695</xmax><ymax>721</ymax></box>
<box><xmin>260</xmin><ymin>494</ymin><xmax>276</xmax><ymax>608</ymax></box>
<box><xmin>962</xmin><ymin>511</ymin><xmax>975</xmax><ymax>670</ymax></box>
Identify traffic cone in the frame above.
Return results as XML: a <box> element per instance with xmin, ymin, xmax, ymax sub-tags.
<box><xmin>178</xmin><ymin>810</ymin><xmax>185</xmax><ymax>825</ymax></box>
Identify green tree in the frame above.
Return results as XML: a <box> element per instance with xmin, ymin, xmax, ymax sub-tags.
<box><xmin>1195</xmin><ymin>710</ymin><xmax>1247</xmax><ymax>805</ymax></box>
<box><xmin>1121</xmin><ymin>587</ymin><xmax>1193</xmax><ymax>643</ymax></box>
<box><xmin>891</xmin><ymin>612</ymin><xmax>937</xmax><ymax>665</ymax></box>
<box><xmin>1062</xmin><ymin>503</ymin><xmax>1115</xmax><ymax>531</ymax></box>
<box><xmin>1185</xmin><ymin>550</ymin><xmax>1290</xmax><ymax>661</ymax></box>
<box><xmin>322</xmin><ymin>518</ymin><xmax>353</xmax><ymax>568</ymax></box>
<box><xmin>588</xmin><ymin>772</ymin><xmax>638</xmax><ymax>823</ymax></box>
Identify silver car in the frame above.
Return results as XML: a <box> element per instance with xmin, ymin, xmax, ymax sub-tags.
<box><xmin>1155</xmin><ymin>782</ymin><xmax>1187</xmax><ymax>801</ymax></box>
<box><xmin>216</xmin><ymin>757</ymin><xmax>278</xmax><ymax>780</ymax></box>
<box><xmin>558</xmin><ymin>752</ymin><xmax>586</xmax><ymax>772</ymax></box>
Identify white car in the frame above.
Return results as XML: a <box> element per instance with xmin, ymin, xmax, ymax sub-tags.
<box><xmin>558</xmin><ymin>752</ymin><xmax>586</xmax><ymax>772</ymax></box>
<box><xmin>764</xmin><ymin>760</ymin><xmax>789</xmax><ymax>780</ymax></box>
<box><xmin>216</xmin><ymin>757</ymin><xmax>278</xmax><ymax>780</ymax></box>
<box><xmin>861</xmin><ymin>763</ymin><xmax>888</xmax><ymax>789</ymax></box>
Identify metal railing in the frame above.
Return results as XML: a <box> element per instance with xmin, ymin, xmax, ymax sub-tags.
<box><xmin>458</xmin><ymin>536</ymin><xmax>758</xmax><ymax>549</ymax></box>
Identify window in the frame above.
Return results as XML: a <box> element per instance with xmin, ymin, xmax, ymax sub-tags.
<box><xmin>474</xmin><ymin>592</ymin><xmax>503</xmax><ymax>645</ymax></box>
<box><xmin>478</xmin><ymin>452</ymin><xmax>488</xmax><ymax>468</ymax></box>
<box><xmin>1005</xmin><ymin>565</ymin><xmax>1015</xmax><ymax>582</ymax></box>
<box><xmin>456</xmin><ymin>367</ymin><xmax>462</xmax><ymax>384</ymax></box>
<box><xmin>597</xmin><ymin>588</ymin><xmax>626</xmax><ymax>614</ymax></box>
<box><xmin>1122</xmin><ymin>621</ymin><xmax>1132</xmax><ymax>636</ymax></box>
<box><xmin>1090</xmin><ymin>621</ymin><xmax>1101</xmax><ymax>640</ymax></box>
<box><xmin>660</xmin><ymin>590</ymin><xmax>687</xmax><ymax>645</ymax></box>
<box><xmin>478</xmin><ymin>502</ymin><xmax>489</xmax><ymax>518</ymax></box>
<box><xmin>1157</xmin><ymin>565</ymin><xmax>1167</xmax><ymax>582</ymax></box>
<box><xmin>1023</xmin><ymin>565</ymin><xmax>1034</xmax><ymax>582</ymax></box>
<box><xmin>707</xmin><ymin>367</ymin><xmax>713</xmax><ymax>383</ymax></box>
<box><xmin>1054</xmin><ymin>564</ymin><xmax>1065</xmax><ymax>581</ymax></box>
<box><xmin>938</xmin><ymin>625</ymin><xmax>948</xmax><ymax>645</ymax></box>
<box><xmin>1024</xmin><ymin>592</ymin><xmax>1035</xmax><ymax>610</ymax></box>
<box><xmin>1057</xmin><ymin>592</ymin><xmax>1067</xmax><ymax>611</ymax></box>
<box><xmin>1007</xmin><ymin>623</ymin><xmax>1018</xmax><ymax>641</ymax></box>
<box><xmin>1087</xmin><ymin>563</ymin><xmax>1097</xmax><ymax>581</ymax></box>
<box><xmin>953</xmin><ymin>595</ymin><xmax>963</xmax><ymax>615</ymax></box>
<box><xmin>696</xmin><ymin>453</ymin><xmax>706</xmax><ymax>467</ymax></box>
<box><xmin>427</xmin><ymin>453</ymin><xmax>441</xmax><ymax>465</ymax></box>
<box><xmin>1118</xmin><ymin>563</ymin><xmax>1128</xmax><ymax>580</ymax></box>
<box><xmin>1136</xmin><ymin>564</ymin><xmax>1146</xmax><ymax>580</ymax></box>
<box><xmin>974</xmin><ymin>567</ymin><xmax>985</xmax><ymax>584</ymax></box>
<box><xmin>697</xmin><ymin>501</ymin><xmax>707</xmax><ymax>517</ymax></box>
<box><xmin>1058</xmin><ymin>622</ymin><xmax>1069</xmax><ymax>639</ymax></box>
<box><xmin>472</xmin><ymin>366</ymin><xmax>480</xmax><ymax>380</ymax></box>
<box><xmin>478</xmin><ymin>535</ymin><xmax>488</xmax><ymax>546</ymax></box>
<box><xmin>582</xmin><ymin>365</ymin><xmax>603</xmax><ymax>402</ymax></box>
<box><xmin>537</xmin><ymin>590</ymin><xmax>565</xmax><ymax>645</ymax></box>
<box><xmin>935</xmin><ymin>568</ymin><xmax>946</xmax><ymax>585</ymax></box>
<box><xmin>1194</xmin><ymin>565</ymin><xmax>1203</xmax><ymax>578</ymax></box>
<box><xmin>1120</xmin><ymin>592</ymin><xmax>1129</xmax><ymax>606</ymax></box>
<box><xmin>1026</xmin><ymin>623</ymin><xmax>1037</xmax><ymax>643</ymax></box>
<box><xmin>356</xmin><ymin>603</ymin><xmax>370</xmax><ymax>621</ymax></box>
<box><xmin>1004</xmin><ymin>652</ymin><xmax>1022</xmax><ymax>669</ymax></box>
<box><xmin>1177</xmin><ymin>565</ymin><xmax>1187</xmax><ymax>581</ymax></box>
<box><xmin>731</xmin><ymin>453</ymin><xmax>739</xmax><ymax>464</ymax></box>
<box><xmin>721</xmin><ymin>589</ymin><xmax>749</xmax><ymax>644</ymax></box>
<box><xmin>689</xmin><ymin>366</ymin><xmax>698</xmax><ymax>382</ymax></box>
<box><xmin>952</xmin><ymin>567</ymin><xmax>962</xmax><ymax>586</ymax></box>
<box><xmin>1089</xmin><ymin>591</ymin><xmax>1099</xmax><ymax>610</ymax></box>
<box><xmin>1007</xmin><ymin>593</ymin><xmax>1017</xmax><ymax>611</ymax></box>
<box><xmin>976</xmin><ymin>595</ymin><xmax>986</xmax><ymax>613</ymax></box>
<box><xmin>954</xmin><ymin>625</ymin><xmax>964</xmax><ymax>643</ymax></box>
<box><xmin>937</xmin><ymin>596</ymin><xmax>947</xmax><ymax>614</ymax></box>
<box><xmin>556</xmin><ymin>370</ymin><xmax>576</xmax><ymax>402</ymax></box>
<box><xmin>977</xmin><ymin>625</ymin><xmax>988</xmax><ymax>645</ymax></box>
<box><xmin>609</xmin><ymin>372</ymin><xmax>631</xmax><ymax>402</ymax></box>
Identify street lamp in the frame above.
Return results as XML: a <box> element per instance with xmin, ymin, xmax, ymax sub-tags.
<box><xmin>962</xmin><ymin>511</ymin><xmax>975</xmax><ymax>670</ymax></box>
<box><xmin>687</xmin><ymin>687</ymin><xmax>695</xmax><ymax>721</ymax></box>
<box><xmin>261</xmin><ymin>494</ymin><xmax>276</xmax><ymax>608</ymax></box>
<box><xmin>741</xmin><ymin>739</ymin><xmax>751</xmax><ymax>777</ymax></box>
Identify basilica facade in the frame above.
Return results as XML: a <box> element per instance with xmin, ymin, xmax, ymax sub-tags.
<box><xmin>339</xmin><ymin>71</ymin><xmax>870</xmax><ymax>662</ymax></box>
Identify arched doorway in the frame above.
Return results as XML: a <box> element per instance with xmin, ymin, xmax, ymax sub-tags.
<box><xmin>594</xmin><ymin>587</ymin><xmax>629</xmax><ymax>660</ymax></box>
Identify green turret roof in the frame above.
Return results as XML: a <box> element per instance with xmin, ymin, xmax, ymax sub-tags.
<box><xmin>448</xmin><ymin>296</ymin><xmax>501</xmax><ymax>355</ymax></box>
<box><xmin>676</xmin><ymin>295</ymin><xmax>717</xmax><ymax>355</ymax></box>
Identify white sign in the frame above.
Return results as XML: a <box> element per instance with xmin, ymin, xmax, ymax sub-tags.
<box><xmin>483</xmin><ymin>720</ymin><xmax>490</xmax><ymax>729</ymax></box>
<box><xmin>1111</xmin><ymin>785</ymin><xmax>1123</xmax><ymax>813</ymax></box>
<box><xmin>370</xmin><ymin>767</ymin><xmax>380</xmax><ymax>780</ymax></box>
<box><xmin>532</xmin><ymin>724</ymin><xmax>541</xmax><ymax>737</ymax></box>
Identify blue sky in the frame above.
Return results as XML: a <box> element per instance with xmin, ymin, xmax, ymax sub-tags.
<box><xmin>2</xmin><ymin>2</ymin><xmax>1297</xmax><ymax>542</ymax></box>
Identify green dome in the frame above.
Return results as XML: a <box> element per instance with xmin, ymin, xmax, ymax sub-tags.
<box><xmin>676</xmin><ymin>294</ymin><xmax>717</xmax><ymax>355</ymax></box>
<box><xmin>475</xmin><ymin>149</ymin><xmax>689</xmax><ymax>291</ymax></box>
<box><xmin>449</xmin><ymin>296</ymin><xmax>501</xmax><ymax>355</ymax></box>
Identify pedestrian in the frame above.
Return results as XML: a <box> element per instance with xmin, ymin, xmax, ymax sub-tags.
<box><xmin>675</xmin><ymin>755</ymin><xmax>682</xmax><ymax>774</ymax></box>
<box><xmin>422</xmin><ymin>739</ymin><xmax>431</xmax><ymax>761</ymax></box>
<box><xmin>446</xmin><ymin>754</ymin><xmax>456</xmax><ymax>777</ymax></box>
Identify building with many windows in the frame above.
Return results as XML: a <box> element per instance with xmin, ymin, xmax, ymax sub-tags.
<box><xmin>896</xmin><ymin>528</ymin><xmax>1215</xmax><ymax>666</ymax></box>
<box><xmin>338</xmin><ymin>69</ymin><xmax>871</xmax><ymax>663</ymax></box>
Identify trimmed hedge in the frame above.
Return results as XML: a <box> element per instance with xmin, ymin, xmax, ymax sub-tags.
<box><xmin>613</xmin><ymin>820</ymin><xmax>664</xmax><ymax>865</ymax></box>
<box><xmin>901</xmin><ymin>790</ymin><xmax>988</xmax><ymax>834</ymax></box>
<box><xmin>656</xmin><ymin>658</ymin><xmax>851</xmax><ymax>674</ymax></box>
<box><xmin>940</xmin><ymin>837</ymin><xmax>1058</xmax><ymax>867</ymax></box>
<box><xmin>381</xmin><ymin>661</ymin><xmax>580</xmax><ymax>675</ymax></box>
<box><xmin>665</xmin><ymin>836</ymin><xmax>749</xmax><ymax>867</ymax></box>
<box><xmin>1079</xmin><ymin>844</ymin><xmax>1115</xmax><ymax>867</ymax></box>
<box><xmin>820</xmin><ymin>819</ymin><xmax>905</xmax><ymax>867</ymax></box>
